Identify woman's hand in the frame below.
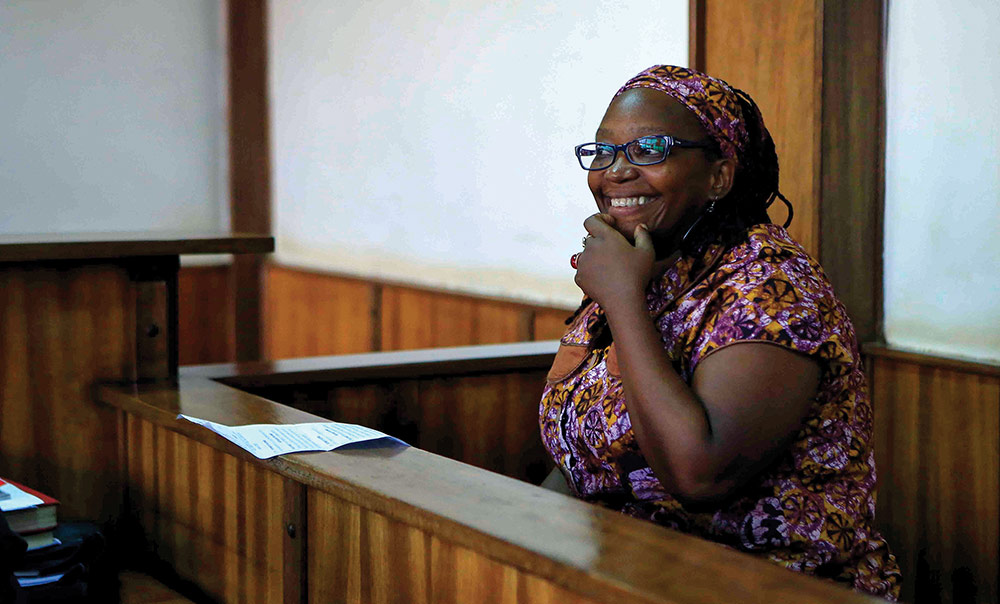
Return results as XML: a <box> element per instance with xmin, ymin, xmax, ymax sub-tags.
<box><xmin>574</xmin><ymin>214</ymin><xmax>656</xmax><ymax>310</ymax></box>
<box><xmin>573</xmin><ymin>213</ymin><xmax>822</xmax><ymax>504</ymax></box>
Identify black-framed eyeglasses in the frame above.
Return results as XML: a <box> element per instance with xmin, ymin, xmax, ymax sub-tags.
<box><xmin>574</xmin><ymin>135</ymin><xmax>715</xmax><ymax>171</ymax></box>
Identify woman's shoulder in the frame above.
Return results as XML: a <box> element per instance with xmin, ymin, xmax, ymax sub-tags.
<box><xmin>723</xmin><ymin>224</ymin><xmax>818</xmax><ymax>271</ymax></box>
<box><xmin>681</xmin><ymin>223</ymin><xmax>859</xmax><ymax>374</ymax></box>
<box><xmin>710</xmin><ymin>224</ymin><xmax>836</xmax><ymax>300</ymax></box>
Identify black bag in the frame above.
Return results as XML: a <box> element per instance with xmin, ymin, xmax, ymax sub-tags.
<box><xmin>12</xmin><ymin>522</ymin><xmax>115</xmax><ymax>603</ymax></box>
<box><xmin>0</xmin><ymin>512</ymin><xmax>28</xmax><ymax>604</ymax></box>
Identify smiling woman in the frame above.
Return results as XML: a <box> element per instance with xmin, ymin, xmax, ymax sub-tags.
<box><xmin>585</xmin><ymin>88</ymin><xmax>729</xmax><ymax>250</ymax></box>
<box><xmin>540</xmin><ymin>65</ymin><xmax>902</xmax><ymax>600</ymax></box>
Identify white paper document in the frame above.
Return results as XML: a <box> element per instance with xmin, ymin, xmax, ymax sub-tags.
<box><xmin>178</xmin><ymin>415</ymin><xmax>407</xmax><ymax>459</ymax></box>
<box><xmin>0</xmin><ymin>480</ymin><xmax>43</xmax><ymax>512</ymax></box>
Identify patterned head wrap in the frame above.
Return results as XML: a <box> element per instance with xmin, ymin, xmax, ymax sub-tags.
<box><xmin>616</xmin><ymin>65</ymin><xmax>749</xmax><ymax>161</ymax></box>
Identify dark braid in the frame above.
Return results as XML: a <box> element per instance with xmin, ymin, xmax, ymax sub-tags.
<box><xmin>566</xmin><ymin>86</ymin><xmax>794</xmax><ymax>347</ymax></box>
<box><xmin>562</xmin><ymin>294</ymin><xmax>614</xmax><ymax>350</ymax></box>
<box><xmin>692</xmin><ymin>86</ymin><xmax>793</xmax><ymax>251</ymax></box>
<box><xmin>564</xmin><ymin>296</ymin><xmax>592</xmax><ymax>325</ymax></box>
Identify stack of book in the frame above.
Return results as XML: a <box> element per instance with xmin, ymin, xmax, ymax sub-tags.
<box><xmin>0</xmin><ymin>477</ymin><xmax>112</xmax><ymax>601</ymax></box>
<box><xmin>0</xmin><ymin>478</ymin><xmax>59</xmax><ymax>554</ymax></box>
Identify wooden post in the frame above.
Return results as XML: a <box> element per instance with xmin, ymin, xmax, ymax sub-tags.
<box><xmin>692</xmin><ymin>0</ymin><xmax>884</xmax><ymax>342</ymax></box>
<box><xmin>228</xmin><ymin>0</ymin><xmax>272</xmax><ymax>362</ymax></box>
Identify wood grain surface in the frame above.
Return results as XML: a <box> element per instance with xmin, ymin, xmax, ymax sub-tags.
<box><xmin>245</xmin><ymin>369</ymin><xmax>553</xmax><ymax>484</ymax></box>
<box><xmin>178</xmin><ymin>265</ymin><xmax>234</xmax><ymax>365</ymax></box>
<box><xmin>227</xmin><ymin>0</ymin><xmax>272</xmax><ymax>237</ymax></box>
<box><xmin>865</xmin><ymin>343</ymin><xmax>1000</xmax><ymax>379</ymax></box>
<box><xmin>307</xmin><ymin>490</ymin><xmax>601</xmax><ymax>604</ymax></box>
<box><xmin>817</xmin><ymin>0</ymin><xmax>885</xmax><ymax>343</ymax></box>
<box><xmin>264</xmin><ymin>265</ymin><xmax>375</xmax><ymax>358</ymax></box>
<box><xmin>870</xmin><ymin>353</ymin><xmax>1000</xmax><ymax>604</ymax></box>
<box><xmin>0</xmin><ymin>237</ymin><xmax>264</xmax><ymax>522</ymax></box>
<box><xmin>702</xmin><ymin>0</ymin><xmax>820</xmax><ymax>256</ymax></box>
<box><xmin>698</xmin><ymin>0</ymin><xmax>886</xmax><ymax>343</ymax></box>
<box><xmin>0</xmin><ymin>263</ymin><xmax>134</xmax><ymax>521</ymax></box>
<box><xmin>379</xmin><ymin>285</ymin><xmax>532</xmax><ymax>351</ymax></box>
<box><xmin>232</xmin><ymin>255</ymin><xmax>268</xmax><ymax>363</ymax></box>
<box><xmin>101</xmin><ymin>367</ymin><xmax>883</xmax><ymax>604</ymax></box>
<box><xmin>533</xmin><ymin>307</ymin><xmax>573</xmax><ymax>342</ymax></box>
<box><xmin>185</xmin><ymin>340</ymin><xmax>559</xmax><ymax>387</ymax></box>
<box><xmin>250</xmin><ymin>263</ymin><xmax>575</xmax><ymax>364</ymax></box>
<box><xmin>119</xmin><ymin>570</ymin><xmax>196</xmax><ymax>604</ymax></box>
<box><xmin>134</xmin><ymin>279</ymin><xmax>171</xmax><ymax>381</ymax></box>
<box><xmin>124</xmin><ymin>416</ymin><xmax>303</xmax><ymax>603</ymax></box>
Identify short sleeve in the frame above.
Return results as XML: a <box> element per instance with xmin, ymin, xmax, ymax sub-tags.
<box><xmin>682</xmin><ymin>227</ymin><xmax>859</xmax><ymax>383</ymax></box>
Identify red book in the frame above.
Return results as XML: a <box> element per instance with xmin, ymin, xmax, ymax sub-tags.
<box><xmin>0</xmin><ymin>478</ymin><xmax>59</xmax><ymax>535</ymax></box>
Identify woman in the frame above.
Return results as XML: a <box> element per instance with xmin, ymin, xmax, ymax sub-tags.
<box><xmin>539</xmin><ymin>65</ymin><xmax>901</xmax><ymax>599</ymax></box>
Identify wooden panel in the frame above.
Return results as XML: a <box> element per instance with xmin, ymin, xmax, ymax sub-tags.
<box><xmin>308</xmin><ymin>490</ymin><xmax>601</xmax><ymax>604</ymax></box>
<box><xmin>178</xmin><ymin>265</ymin><xmax>234</xmax><ymax>365</ymax></box>
<box><xmin>533</xmin><ymin>307</ymin><xmax>573</xmax><ymax>341</ymax></box>
<box><xmin>411</xmin><ymin>373</ymin><xmax>551</xmax><ymax>482</ymax></box>
<box><xmin>380</xmin><ymin>286</ymin><xmax>531</xmax><ymax>351</ymax></box>
<box><xmin>264</xmin><ymin>265</ymin><xmax>375</xmax><ymax>359</ymax></box>
<box><xmin>871</xmin><ymin>356</ymin><xmax>1000</xmax><ymax>604</ymax></box>
<box><xmin>252</xmin><ymin>369</ymin><xmax>553</xmax><ymax>484</ymax></box>
<box><xmin>865</xmin><ymin>344</ymin><xmax>1000</xmax><ymax>379</ymax></box>
<box><xmin>0</xmin><ymin>264</ymin><xmax>133</xmax><ymax>521</ymax></box>
<box><xmin>257</xmin><ymin>264</ymin><xmax>575</xmax><ymax>360</ymax></box>
<box><xmin>124</xmin><ymin>416</ymin><xmax>303</xmax><ymax>604</ymax></box>
<box><xmin>283</xmin><ymin>381</ymin><xmax>409</xmax><ymax>441</ymax></box>
<box><xmin>702</xmin><ymin>0</ymin><xmax>820</xmax><ymax>256</ymax></box>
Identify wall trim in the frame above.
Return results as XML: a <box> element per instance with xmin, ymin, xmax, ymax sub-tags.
<box><xmin>864</xmin><ymin>343</ymin><xmax>1000</xmax><ymax>378</ymax></box>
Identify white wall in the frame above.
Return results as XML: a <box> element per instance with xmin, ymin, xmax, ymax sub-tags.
<box><xmin>884</xmin><ymin>1</ymin><xmax>1000</xmax><ymax>362</ymax></box>
<box><xmin>0</xmin><ymin>1</ymin><xmax>227</xmax><ymax>237</ymax></box>
<box><xmin>269</xmin><ymin>0</ymin><xmax>688</xmax><ymax>308</ymax></box>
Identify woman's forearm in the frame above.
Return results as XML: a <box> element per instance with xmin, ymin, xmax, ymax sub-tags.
<box><xmin>602</xmin><ymin>289</ymin><xmax>821</xmax><ymax>502</ymax></box>
<box><xmin>574</xmin><ymin>217</ymin><xmax>820</xmax><ymax>502</ymax></box>
<box><xmin>601</xmin><ymin>292</ymin><xmax>726</xmax><ymax>500</ymax></box>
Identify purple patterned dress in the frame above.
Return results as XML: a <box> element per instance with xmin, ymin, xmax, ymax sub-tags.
<box><xmin>539</xmin><ymin>224</ymin><xmax>901</xmax><ymax>599</ymax></box>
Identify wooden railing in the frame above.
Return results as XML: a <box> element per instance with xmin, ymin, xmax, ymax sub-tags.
<box><xmin>100</xmin><ymin>342</ymin><xmax>882</xmax><ymax>604</ymax></box>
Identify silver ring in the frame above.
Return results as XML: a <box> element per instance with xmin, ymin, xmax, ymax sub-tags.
<box><xmin>581</xmin><ymin>235</ymin><xmax>590</xmax><ymax>248</ymax></box>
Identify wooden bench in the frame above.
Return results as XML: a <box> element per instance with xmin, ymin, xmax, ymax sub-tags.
<box><xmin>99</xmin><ymin>342</ymin><xmax>884</xmax><ymax>604</ymax></box>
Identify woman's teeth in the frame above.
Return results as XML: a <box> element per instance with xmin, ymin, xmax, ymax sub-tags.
<box><xmin>609</xmin><ymin>196</ymin><xmax>650</xmax><ymax>208</ymax></box>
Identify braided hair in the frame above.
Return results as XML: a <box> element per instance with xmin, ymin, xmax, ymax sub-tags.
<box><xmin>565</xmin><ymin>83</ymin><xmax>793</xmax><ymax>347</ymax></box>
<box><xmin>695</xmin><ymin>86</ymin><xmax>793</xmax><ymax>251</ymax></box>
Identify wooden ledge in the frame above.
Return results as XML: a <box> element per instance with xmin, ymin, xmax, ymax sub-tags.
<box><xmin>864</xmin><ymin>343</ymin><xmax>1000</xmax><ymax>378</ymax></box>
<box><xmin>181</xmin><ymin>340</ymin><xmax>560</xmax><ymax>387</ymax></box>
<box><xmin>0</xmin><ymin>232</ymin><xmax>273</xmax><ymax>262</ymax></box>
<box><xmin>100</xmin><ymin>372</ymin><xmax>880</xmax><ymax>604</ymax></box>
